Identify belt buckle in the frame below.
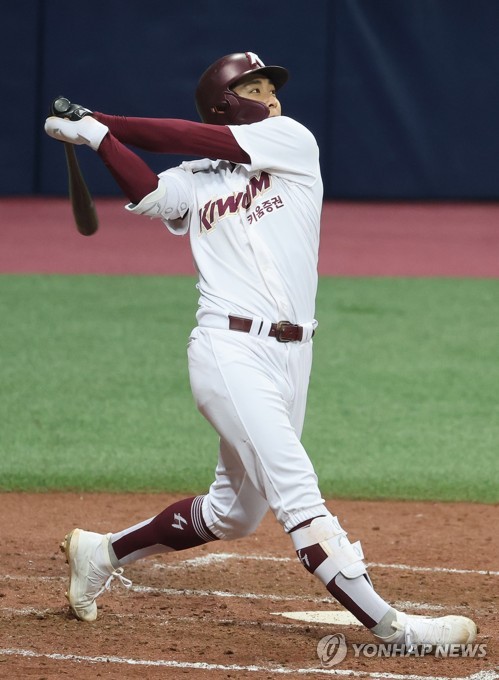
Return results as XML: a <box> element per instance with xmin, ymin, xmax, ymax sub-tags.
<box><xmin>275</xmin><ymin>320</ymin><xmax>295</xmax><ymax>343</ymax></box>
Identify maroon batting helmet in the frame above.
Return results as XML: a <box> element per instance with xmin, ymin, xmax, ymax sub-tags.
<box><xmin>195</xmin><ymin>52</ymin><xmax>289</xmax><ymax>125</ymax></box>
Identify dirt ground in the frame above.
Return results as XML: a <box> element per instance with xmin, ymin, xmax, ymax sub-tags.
<box><xmin>0</xmin><ymin>493</ymin><xmax>497</xmax><ymax>679</ymax></box>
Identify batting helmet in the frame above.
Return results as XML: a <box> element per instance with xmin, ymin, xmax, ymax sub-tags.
<box><xmin>195</xmin><ymin>52</ymin><xmax>289</xmax><ymax>125</ymax></box>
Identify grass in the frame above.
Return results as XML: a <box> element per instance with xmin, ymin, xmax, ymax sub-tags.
<box><xmin>306</xmin><ymin>278</ymin><xmax>499</xmax><ymax>501</ymax></box>
<box><xmin>1</xmin><ymin>275</ymin><xmax>498</xmax><ymax>502</ymax></box>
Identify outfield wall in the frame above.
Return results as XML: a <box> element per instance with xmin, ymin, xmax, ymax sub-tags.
<box><xmin>3</xmin><ymin>0</ymin><xmax>499</xmax><ymax>199</ymax></box>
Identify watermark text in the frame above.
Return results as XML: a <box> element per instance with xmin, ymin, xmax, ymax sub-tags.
<box><xmin>317</xmin><ymin>634</ymin><xmax>487</xmax><ymax>667</ymax></box>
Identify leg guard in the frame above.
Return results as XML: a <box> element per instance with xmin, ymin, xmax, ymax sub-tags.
<box><xmin>290</xmin><ymin>515</ymin><xmax>366</xmax><ymax>584</ymax></box>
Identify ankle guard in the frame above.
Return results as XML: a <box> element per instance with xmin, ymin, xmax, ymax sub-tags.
<box><xmin>291</xmin><ymin>515</ymin><xmax>366</xmax><ymax>585</ymax></box>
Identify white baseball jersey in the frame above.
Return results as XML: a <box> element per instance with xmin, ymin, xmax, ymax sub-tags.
<box><xmin>129</xmin><ymin>115</ymin><xmax>323</xmax><ymax>328</ymax></box>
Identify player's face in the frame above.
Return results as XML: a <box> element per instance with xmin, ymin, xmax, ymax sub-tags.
<box><xmin>231</xmin><ymin>76</ymin><xmax>281</xmax><ymax>117</ymax></box>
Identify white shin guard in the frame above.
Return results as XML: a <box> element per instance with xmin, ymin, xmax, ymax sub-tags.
<box><xmin>291</xmin><ymin>515</ymin><xmax>366</xmax><ymax>584</ymax></box>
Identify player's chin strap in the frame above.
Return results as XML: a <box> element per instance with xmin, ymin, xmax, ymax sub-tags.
<box><xmin>290</xmin><ymin>515</ymin><xmax>367</xmax><ymax>583</ymax></box>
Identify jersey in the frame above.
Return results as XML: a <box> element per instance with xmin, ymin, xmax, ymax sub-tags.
<box><xmin>128</xmin><ymin>116</ymin><xmax>323</xmax><ymax>327</ymax></box>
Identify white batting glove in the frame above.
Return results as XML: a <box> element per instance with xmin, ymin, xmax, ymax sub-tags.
<box><xmin>44</xmin><ymin>116</ymin><xmax>109</xmax><ymax>151</ymax></box>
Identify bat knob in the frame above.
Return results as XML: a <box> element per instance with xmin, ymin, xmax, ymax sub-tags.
<box><xmin>52</xmin><ymin>96</ymin><xmax>72</xmax><ymax>115</ymax></box>
<box><xmin>50</xmin><ymin>97</ymin><xmax>93</xmax><ymax>121</ymax></box>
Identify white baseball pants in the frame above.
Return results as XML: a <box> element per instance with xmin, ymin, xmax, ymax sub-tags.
<box><xmin>187</xmin><ymin>327</ymin><xmax>327</xmax><ymax>536</ymax></box>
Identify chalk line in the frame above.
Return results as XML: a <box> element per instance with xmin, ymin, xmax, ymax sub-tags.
<box><xmin>0</xmin><ymin>648</ymin><xmax>497</xmax><ymax>679</ymax></box>
<box><xmin>153</xmin><ymin>552</ymin><xmax>499</xmax><ymax>577</ymax></box>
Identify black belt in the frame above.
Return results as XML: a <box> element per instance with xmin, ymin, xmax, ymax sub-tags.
<box><xmin>228</xmin><ymin>315</ymin><xmax>314</xmax><ymax>343</ymax></box>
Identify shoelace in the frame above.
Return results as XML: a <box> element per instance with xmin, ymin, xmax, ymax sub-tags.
<box><xmin>404</xmin><ymin>618</ymin><xmax>452</xmax><ymax>654</ymax></box>
<box><xmin>94</xmin><ymin>567</ymin><xmax>132</xmax><ymax>599</ymax></box>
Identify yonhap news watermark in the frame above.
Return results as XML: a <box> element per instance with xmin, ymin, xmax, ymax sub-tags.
<box><xmin>317</xmin><ymin>633</ymin><xmax>487</xmax><ymax>667</ymax></box>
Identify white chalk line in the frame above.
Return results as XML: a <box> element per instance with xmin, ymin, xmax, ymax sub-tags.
<box><xmin>3</xmin><ymin>553</ymin><xmax>496</xmax><ymax>581</ymax></box>
<box><xmin>368</xmin><ymin>562</ymin><xmax>499</xmax><ymax>577</ymax></box>
<box><xmin>1</xmin><ymin>551</ymin><xmax>485</xmax><ymax>614</ymax></box>
<box><xmin>0</xmin><ymin>578</ymin><xmax>331</xmax><ymax>606</ymax></box>
<box><xmin>0</xmin><ymin>648</ymin><xmax>497</xmax><ymax>680</ymax></box>
<box><xmin>0</xmin><ymin>579</ymin><xmax>474</xmax><ymax>613</ymax></box>
<box><xmin>130</xmin><ymin>585</ymin><xmax>460</xmax><ymax>614</ymax></box>
<box><xmin>132</xmin><ymin>583</ymin><xmax>330</xmax><ymax>602</ymax></box>
<box><xmin>0</xmin><ymin>608</ymin><xmax>314</xmax><ymax>632</ymax></box>
<box><xmin>154</xmin><ymin>552</ymin><xmax>499</xmax><ymax>577</ymax></box>
<box><xmin>2</xmin><ymin>546</ymin><xmax>487</xmax><ymax>618</ymax></box>
<box><xmin>2</xmin><ymin>574</ymin><xmax>62</xmax><ymax>581</ymax></box>
<box><xmin>0</xmin><ymin>599</ymin><xmax>455</xmax><ymax>625</ymax></box>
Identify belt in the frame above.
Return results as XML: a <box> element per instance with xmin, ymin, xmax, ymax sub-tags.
<box><xmin>228</xmin><ymin>315</ymin><xmax>314</xmax><ymax>343</ymax></box>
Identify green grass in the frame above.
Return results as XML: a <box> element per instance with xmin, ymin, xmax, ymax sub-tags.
<box><xmin>307</xmin><ymin>278</ymin><xmax>499</xmax><ymax>501</ymax></box>
<box><xmin>1</xmin><ymin>275</ymin><xmax>498</xmax><ymax>502</ymax></box>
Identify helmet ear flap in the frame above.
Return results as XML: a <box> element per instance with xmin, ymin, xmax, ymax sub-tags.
<box><xmin>219</xmin><ymin>91</ymin><xmax>269</xmax><ymax>125</ymax></box>
<box><xmin>212</xmin><ymin>100</ymin><xmax>229</xmax><ymax>114</ymax></box>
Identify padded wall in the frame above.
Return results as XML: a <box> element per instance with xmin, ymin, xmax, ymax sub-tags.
<box><xmin>2</xmin><ymin>0</ymin><xmax>499</xmax><ymax>199</ymax></box>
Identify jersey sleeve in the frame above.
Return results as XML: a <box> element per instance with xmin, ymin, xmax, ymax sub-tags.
<box><xmin>93</xmin><ymin>113</ymin><xmax>250</xmax><ymax>163</ymax></box>
<box><xmin>125</xmin><ymin>166</ymin><xmax>193</xmax><ymax>235</ymax></box>
<box><xmin>228</xmin><ymin>116</ymin><xmax>320</xmax><ymax>186</ymax></box>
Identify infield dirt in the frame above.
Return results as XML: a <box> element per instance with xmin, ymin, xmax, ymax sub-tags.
<box><xmin>0</xmin><ymin>493</ymin><xmax>497</xmax><ymax>678</ymax></box>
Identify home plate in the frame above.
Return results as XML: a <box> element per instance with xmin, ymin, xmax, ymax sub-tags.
<box><xmin>273</xmin><ymin>610</ymin><xmax>363</xmax><ymax>625</ymax></box>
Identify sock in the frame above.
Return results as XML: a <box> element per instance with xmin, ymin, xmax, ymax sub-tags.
<box><xmin>110</xmin><ymin>495</ymin><xmax>218</xmax><ymax>566</ymax></box>
<box><xmin>327</xmin><ymin>572</ymin><xmax>391</xmax><ymax>628</ymax></box>
<box><xmin>298</xmin><ymin>545</ymin><xmax>391</xmax><ymax>628</ymax></box>
<box><xmin>370</xmin><ymin>607</ymin><xmax>399</xmax><ymax>638</ymax></box>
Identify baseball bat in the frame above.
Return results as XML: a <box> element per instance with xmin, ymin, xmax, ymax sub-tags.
<box><xmin>63</xmin><ymin>142</ymin><xmax>99</xmax><ymax>236</ymax></box>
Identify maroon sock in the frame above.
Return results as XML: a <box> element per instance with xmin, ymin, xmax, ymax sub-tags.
<box><xmin>296</xmin><ymin>543</ymin><xmax>385</xmax><ymax>629</ymax></box>
<box><xmin>112</xmin><ymin>495</ymin><xmax>218</xmax><ymax>563</ymax></box>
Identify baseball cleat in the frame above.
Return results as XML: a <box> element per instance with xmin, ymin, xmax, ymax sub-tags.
<box><xmin>373</xmin><ymin>611</ymin><xmax>477</xmax><ymax>651</ymax></box>
<box><xmin>60</xmin><ymin>528</ymin><xmax>131</xmax><ymax>622</ymax></box>
<box><xmin>44</xmin><ymin>116</ymin><xmax>109</xmax><ymax>150</ymax></box>
<box><xmin>50</xmin><ymin>96</ymin><xmax>93</xmax><ymax>120</ymax></box>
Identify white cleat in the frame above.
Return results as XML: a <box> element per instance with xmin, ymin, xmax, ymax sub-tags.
<box><xmin>60</xmin><ymin>528</ymin><xmax>131</xmax><ymax>622</ymax></box>
<box><xmin>44</xmin><ymin>116</ymin><xmax>108</xmax><ymax>150</ymax></box>
<box><xmin>374</xmin><ymin>611</ymin><xmax>477</xmax><ymax>652</ymax></box>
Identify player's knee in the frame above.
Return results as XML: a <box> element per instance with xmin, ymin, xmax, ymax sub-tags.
<box><xmin>210</xmin><ymin>514</ymin><xmax>262</xmax><ymax>540</ymax></box>
<box><xmin>202</xmin><ymin>496</ymin><xmax>265</xmax><ymax>541</ymax></box>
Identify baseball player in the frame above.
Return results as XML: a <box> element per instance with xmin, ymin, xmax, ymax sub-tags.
<box><xmin>45</xmin><ymin>52</ymin><xmax>476</xmax><ymax>650</ymax></box>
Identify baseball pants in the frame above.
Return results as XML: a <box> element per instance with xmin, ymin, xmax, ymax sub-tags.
<box><xmin>187</xmin><ymin>326</ymin><xmax>327</xmax><ymax>536</ymax></box>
